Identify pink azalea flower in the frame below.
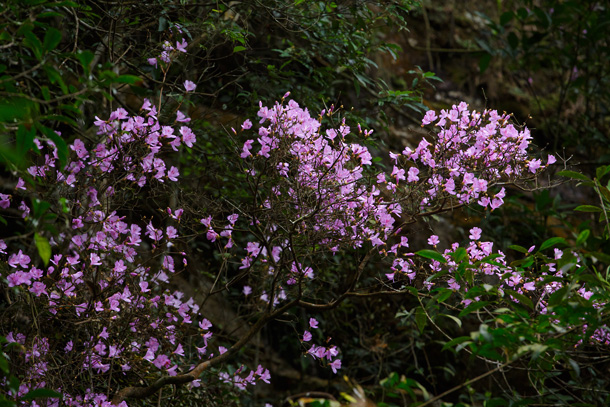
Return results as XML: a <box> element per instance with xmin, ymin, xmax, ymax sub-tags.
<box><xmin>184</xmin><ymin>80</ymin><xmax>196</xmax><ymax>92</ymax></box>
<box><xmin>176</xmin><ymin>38</ymin><xmax>187</xmax><ymax>53</ymax></box>
<box><xmin>241</xmin><ymin>119</ymin><xmax>252</xmax><ymax>130</ymax></box>
<box><xmin>329</xmin><ymin>359</ymin><xmax>342</xmax><ymax>374</ymax></box>
<box><xmin>469</xmin><ymin>227</ymin><xmax>482</xmax><ymax>241</ymax></box>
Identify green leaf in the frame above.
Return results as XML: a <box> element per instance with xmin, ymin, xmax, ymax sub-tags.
<box><xmin>46</xmin><ymin>1</ymin><xmax>79</xmax><ymax>6</ymax></box>
<box><xmin>500</xmin><ymin>11</ymin><xmax>514</xmax><ymax>25</ymax></box>
<box><xmin>459</xmin><ymin>301</ymin><xmax>490</xmax><ymax>317</ymax></box>
<box><xmin>59</xmin><ymin>197</ymin><xmax>70</xmax><ymax>213</ymax></box>
<box><xmin>233</xmin><ymin>45</ymin><xmax>246</xmax><ymax>53</ymax></box>
<box><xmin>557</xmin><ymin>170</ymin><xmax>591</xmax><ymax>182</ymax></box>
<box><xmin>599</xmin><ymin>186</ymin><xmax>610</xmax><ymax>203</ymax></box>
<box><xmin>76</xmin><ymin>50</ymin><xmax>94</xmax><ymax>76</ymax></box>
<box><xmin>404</xmin><ymin>286</ymin><xmax>418</xmax><ymax>296</ymax></box>
<box><xmin>113</xmin><ymin>75</ymin><xmax>142</xmax><ymax>85</ymax></box>
<box><xmin>8</xmin><ymin>374</ymin><xmax>19</xmax><ymax>393</ymax></box>
<box><xmin>41</xmin><ymin>86</ymin><xmax>51</xmax><ymax>101</ymax></box>
<box><xmin>34</xmin><ymin>233</ymin><xmax>51</xmax><ymax>267</ymax></box>
<box><xmin>478</xmin><ymin>347</ymin><xmax>503</xmax><ymax>361</ymax></box>
<box><xmin>480</xmin><ymin>253</ymin><xmax>505</xmax><ymax>266</ymax></box>
<box><xmin>576</xmin><ymin>229</ymin><xmax>590</xmax><ymax>246</ymax></box>
<box><xmin>441</xmin><ymin>336</ymin><xmax>472</xmax><ymax>351</ymax></box>
<box><xmin>434</xmin><ymin>288</ymin><xmax>453</xmax><ymax>303</ymax></box>
<box><xmin>0</xmin><ymin>97</ymin><xmax>36</xmax><ymax>122</ymax></box>
<box><xmin>547</xmin><ymin>286</ymin><xmax>569</xmax><ymax>307</ymax></box>
<box><xmin>16</xmin><ymin>124</ymin><xmax>36</xmax><ymax>156</ymax></box>
<box><xmin>31</xmin><ymin>198</ymin><xmax>51</xmax><ymax>219</ymax></box>
<box><xmin>436</xmin><ymin>313</ymin><xmax>462</xmax><ymax>328</ymax></box>
<box><xmin>596</xmin><ymin>165</ymin><xmax>610</xmax><ymax>180</ymax></box>
<box><xmin>450</xmin><ymin>247</ymin><xmax>468</xmax><ymax>262</ymax></box>
<box><xmin>590</xmin><ymin>251</ymin><xmax>610</xmax><ymax>264</ymax></box>
<box><xmin>20</xmin><ymin>388</ymin><xmax>61</xmax><ymax>400</ymax></box>
<box><xmin>508</xmin><ymin>244</ymin><xmax>529</xmax><ymax>254</ymax></box>
<box><xmin>477</xmin><ymin>323</ymin><xmax>493</xmax><ymax>342</ymax></box>
<box><xmin>539</xmin><ymin>237</ymin><xmax>566</xmax><ymax>251</ymax></box>
<box><xmin>41</xmin><ymin>114</ymin><xmax>79</xmax><ymax>128</ymax></box>
<box><xmin>43</xmin><ymin>28</ymin><xmax>61</xmax><ymax>52</ymax></box>
<box><xmin>415</xmin><ymin>306</ymin><xmax>427</xmax><ymax>334</ymax></box>
<box><xmin>23</xmin><ymin>31</ymin><xmax>43</xmax><ymax>60</ymax></box>
<box><xmin>517</xmin><ymin>343</ymin><xmax>548</xmax><ymax>360</ymax></box>
<box><xmin>43</xmin><ymin>65</ymin><xmax>68</xmax><ymax>94</ymax></box>
<box><xmin>568</xmin><ymin>358</ymin><xmax>580</xmax><ymax>376</ymax></box>
<box><xmin>37</xmin><ymin>11</ymin><xmax>65</xmax><ymax>19</ymax></box>
<box><xmin>0</xmin><ymin>353</ymin><xmax>8</xmax><ymax>374</ymax></box>
<box><xmin>504</xmin><ymin>289</ymin><xmax>534</xmax><ymax>309</ymax></box>
<box><xmin>507</xmin><ymin>32</ymin><xmax>519</xmax><ymax>49</ymax></box>
<box><xmin>415</xmin><ymin>249</ymin><xmax>447</xmax><ymax>263</ymax></box>
<box><xmin>575</xmin><ymin>205</ymin><xmax>602</xmax><ymax>213</ymax></box>
<box><xmin>479</xmin><ymin>53</ymin><xmax>491</xmax><ymax>73</ymax></box>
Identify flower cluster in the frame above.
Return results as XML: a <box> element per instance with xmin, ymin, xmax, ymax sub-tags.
<box><xmin>411</xmin><ymin>229</ymin><xmax>610</xmax><ymax>345</ymax></box>
<box><xmin>147</xmin><ymin>25</ymin><xmax>188</xmax><ymax>69</ymax></box>
<box><xmin>231</xmin><ymin>99</ymin><xmax>555</xmax><ymax>295</ymax></box>
<box><xmin>0</xmin><ymin>92</ymin><xmax>562</xmax><ymax>405</ymax></box>
<box><xmin>0</xmin><ymin>88</ymin><xmax>272</xmax><ymax>405</ymax></box>
<box><xmin>238</xmin><ymin>97</ymin><xmax>400</xmax><ymax>256</ymax></box>
<box><xmin>381</xmin><ymin>103</ymin><xmax>555</xmax><ymax>209</ymax></box>
<box><xmin>301</xmin><ymin>318</ymin><xmax>341</xmax><ymax>373</ymax></box>
<box><xmin>219</xmin><ymin>364</ymin><xmax>271</xmax><ymax>390</ymax></box>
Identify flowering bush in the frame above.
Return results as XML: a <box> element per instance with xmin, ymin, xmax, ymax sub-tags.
<box><xmin>10</xmin><ymin>21</ymin><xmax>610</xmax><ymax>407</ymax></box>
<box><xmin>0</xmin><ymin>81</ymin><xmax>556</xmax><ymax>404</ymax></box>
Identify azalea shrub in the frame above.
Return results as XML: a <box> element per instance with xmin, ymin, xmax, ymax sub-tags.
<box><xmin>2</xmin><ymin>19</ymin><xmax>610</xmax><ymax>407</ymax></box>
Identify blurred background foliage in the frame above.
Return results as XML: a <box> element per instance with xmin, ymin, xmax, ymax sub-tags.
<box><xmin>1</xmin><ymin>0</ymin><xmax>610</xmax><ymax>406</ymax></box>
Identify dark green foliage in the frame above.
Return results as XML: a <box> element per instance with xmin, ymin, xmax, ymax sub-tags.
<box><xmin>476</xmin><ymin>0</ymin><xmax>610</xmax><ymax>157</ymax></box>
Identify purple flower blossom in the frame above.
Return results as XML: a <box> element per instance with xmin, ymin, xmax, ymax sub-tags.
<box><xmin>15</xmin><ymin>178</ymin><xmax>26</xmax><ymax>190</ymax></box>
<box><xmin>176</xmin><ymin>38</ymin><xmax>188</xmax><ymax>53</ymax></box>
<box><xmin>184</xmin><ymin>80</ymin><xmax>196</xmax><ymax>92</ymax></box>
<box><xmin>329</xmin><ymin>358</ymin><xmax>342</xmax><ymax>373</ymax></box>
<box><xmin>428</xmin><ymin>235</ymin><xmax>440</xmax><ymax>246</ymax></box>
<box><xmin>469</xmin><ymin>227</ymin><xmax>482</xmax><ymax>241</ymax></box>
<box><xmin>241</xmin><ymin>139</ymin><xmax>254</xmax><ymax>158</ymax></box>
<box><xmin>199</xmin><ymin>318</ymin><xmax>212</xmax><ymax>330</ymax></box>
<box><xmin>422</xmin><ymin>110</ymin><xmax>437</xmax><ymax>125</ymax></box>
<box><xmin>176</xmin><ymin>110</ymin><xmax>190</xmax><ymax>123</ymax></box>
<box><xmin>8</xmin><ymin>250</ymin><xmax>31</xmax><ymax>268</ymax></box>
<box><xmin>0</xmin><ymin>193</ymin><xmax>10</xmax><ymax>209</ymax></box>
<box><xmin>90</xmin><ymin>253</ymin><xmax>102</xmax><ymax>266</ymax></box>
<box><xmin>167</xmin><ymin>166</ymin><xmax>180</xmax><ymax>182</ymax></box>
<box><xmin>180</xmin><ymin>126</ymin><xmax>196</xmax><ymax>147</ymax></box>
<box><xmin>29</xmin><ymin>282</ymin><xmax>47</xmax><ymax>297</ymax></box>
<box><xmin>241</xmin><ymin>119</ymin><xmax>252</xmax><ymax>130</ymax></box>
